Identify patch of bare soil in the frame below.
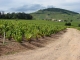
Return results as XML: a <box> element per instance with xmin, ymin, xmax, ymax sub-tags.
<box><xmin>1</xmin><ymin>28</ymin><xmax>80</xmax><ymax>60</ymax></box>
<box><xmin>0</xmin><ymin>29</ymin><xmax>66</xmax><ymax>56</ymax></box>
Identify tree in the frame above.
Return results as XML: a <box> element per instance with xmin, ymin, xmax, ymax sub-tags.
<box><xmin>0</xmin><ymin>12</ymin><xmax>33</xmax><ymax>20</ymax></box>
<box><xmin>70</xmin><ymin>20</ymin><xmax>73</xmax><ymax>22</ymax></box>
<box><xmin>0</xmin><ymin>12</ymin><xmax>1</xmax><ymax>18</ymax></box>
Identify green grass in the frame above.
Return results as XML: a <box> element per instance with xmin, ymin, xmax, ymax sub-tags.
<box><xmin>0</xmin><ymin>19</ymin><xmax>65</xmax><ymax>25</ymax></box>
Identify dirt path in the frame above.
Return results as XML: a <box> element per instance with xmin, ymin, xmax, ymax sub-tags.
<box><xmin>0</xmin><ymin>28</ymin><xmax>80</xmax><ymax>60</ymax></box>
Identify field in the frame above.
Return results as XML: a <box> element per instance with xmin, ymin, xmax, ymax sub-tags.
<box><xmin>0</xmin><ymin>19</ymin><xmax>66</xmax><ymax>55</ymax></box>
<box><xmin>0</xmin><ymin>19</ymin><xmax>66</xmax><ymax>43</ymax></box>
<box><xmin>0</xmin><ymin>19</ymin><xmax>80</xmax><ymax>43</ymax></box>
<box><xmin>0</xmin><ymin>19</ymin><xmax>80</xmax><ymax>56</ymax></box>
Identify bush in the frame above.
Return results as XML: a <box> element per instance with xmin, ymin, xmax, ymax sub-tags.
<box><xmin>78</xmin><ymin>24</ymin><xmax>80</xmax><ymax>27</ymax></box>
<box><xmin>65</xmin><ymin>22</ymin><xmax>71</xmax><ymax>26</ymax></box>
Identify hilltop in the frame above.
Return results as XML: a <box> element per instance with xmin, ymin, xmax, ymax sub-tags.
<box><xmin>31</xmin><ymin>8</ymin><xmax>80</xmax><ymax>21</ymax></box>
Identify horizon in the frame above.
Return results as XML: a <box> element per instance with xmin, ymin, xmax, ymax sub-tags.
<box><xmin>0</xmin><ymin>7</ymin><xmax>79</xmax><ymax>14</ymax></box>
<box><xmin>0</xmin><ymin>0</ymin><xmax>80</xmax><ymax>13</ymax></box>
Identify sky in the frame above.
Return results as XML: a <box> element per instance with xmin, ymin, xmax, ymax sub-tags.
<box><xmin>0</xmin><ymin>0</ymin><xmax>80</xmax><ymax>13</ymax></box>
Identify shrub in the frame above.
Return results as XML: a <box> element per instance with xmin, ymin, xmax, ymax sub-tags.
<box><xmin>65</xmin><ymin>22</ymin><xmax>71</xmax><ymax>26</ymax></box>
<box><xmin>78</xmin><ymin>24</ymin><xmax>80</xmax><ymax>27</ymax></box>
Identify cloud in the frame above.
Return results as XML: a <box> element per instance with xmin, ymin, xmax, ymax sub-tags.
<box><xmin>0</xmin><ymin>0</ymin><xmax>80</xmax><ymax>13</ymax></box>
<box><xmin>59</xmin><ymin>2</ymin><xmax>80</xmax><ymax>12</ymax></box>
<box><xmin>65</xmin><ymin>0</ymin><xmax>80</xmax><ymax>3</ymax></box>
<box><xmin>9</xmin><ymin>4</ymin><xmax>45</xmax><ymax>13</ymax></box>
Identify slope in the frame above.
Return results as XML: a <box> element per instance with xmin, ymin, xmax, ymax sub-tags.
<box><xmin>31</xmin><ymin>8</ymin><xmax>80</xmax><ymax>21</ymax></box>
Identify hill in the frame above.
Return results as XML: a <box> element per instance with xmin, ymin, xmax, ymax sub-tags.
<box><xmin>31</xmin><ymin>8</ymin><xmax>80</xmax><ymax>21</ymax></box>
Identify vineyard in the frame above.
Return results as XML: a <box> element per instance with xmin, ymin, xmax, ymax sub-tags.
<box><xmin>0</xmin><ymin>20</ymin><xmax>66</xmax><ymax>44</ymax></box>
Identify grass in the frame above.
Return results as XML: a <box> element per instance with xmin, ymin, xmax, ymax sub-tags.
<box><xmin>0</xmin><ymin>19</ymin><xmax>80</xmax><ymax>27</ymax></box>
<box><xmin>0</xmin><ymin>19</ymin><xmax>65</xmax><ymax>25</ymax></box>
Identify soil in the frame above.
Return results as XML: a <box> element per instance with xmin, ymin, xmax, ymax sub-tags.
<box><xmin>0</xmin><ymin>29</ymin><xmax>65</xmax><ymax>56</ymax></box>
<box><xmin>0</xmin><ymin>28</ymin><xmax>80</xmax><ymax>60</ymax></box>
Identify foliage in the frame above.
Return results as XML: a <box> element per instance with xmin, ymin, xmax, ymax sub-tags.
<box><xmin>41</xmin><ymin>8</ymin><xmax>79</xmax><ymax>14</ymax></box>
<box><xmin>65</xmin><ymin>22</ymin><xmax>71</xmax><ymax>26</ymax></box>
<box><xmin>78</xmin><ymin>24</ymin><xmax>80</xmax><ymax>27</ymax></box>
<box><xmin>0</xmin><ymin>12</ymin><xmax>33</xmax><ymax>19</ymax></box>
<box><xmin>0</xmin><ymin>20</ymin><xmax>66</xmax><ymax>43</ymax></box>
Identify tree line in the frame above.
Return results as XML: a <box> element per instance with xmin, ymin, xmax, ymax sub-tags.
<box><xmin>0</xmin><ymin>11</ymin><xmax>33</xmax><ymax>19</ymax></box>
<box><xmin>42</xmin><ymin>8</ymin><xmax>79</xmax><ymax>14</ymax></box>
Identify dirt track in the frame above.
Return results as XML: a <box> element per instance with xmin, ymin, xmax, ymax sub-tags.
<box><xmin>0</xmin><ymin>28</ymin><xmax>80</xmax><ymax>60</ymax></box>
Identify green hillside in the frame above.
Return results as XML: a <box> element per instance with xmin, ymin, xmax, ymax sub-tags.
<box><xmin>31</xmin><ymin>8</ymin><xmax>80</xmax><ymax>21</ymax></box>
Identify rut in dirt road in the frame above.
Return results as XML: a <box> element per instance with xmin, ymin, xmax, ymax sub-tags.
<box><xmin>0</xmin><ymin>28</ymin><xmax>80</xmax><ymax>60</ymax></box>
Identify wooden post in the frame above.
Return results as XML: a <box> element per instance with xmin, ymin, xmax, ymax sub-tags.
<box><xmin>3</xmin><ymin>31</ymin><xmax>5</xmax><ymax>45</ymax></box>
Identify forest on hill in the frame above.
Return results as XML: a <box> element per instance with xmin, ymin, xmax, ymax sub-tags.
<box><xmin>40</xmin><ymin>8</ymin><xmax>79</xmax><ymax>14</ymax></box>
<box><xmin>31</xmin><ymin>8</ymin><xmax>80</xmax><ymax>21</ymax></box>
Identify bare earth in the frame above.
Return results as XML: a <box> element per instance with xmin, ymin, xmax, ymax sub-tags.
<box><xmin>0</xmin><ymin>28</ymin><xmax>80</xmax><ymax>60</ymax></box>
